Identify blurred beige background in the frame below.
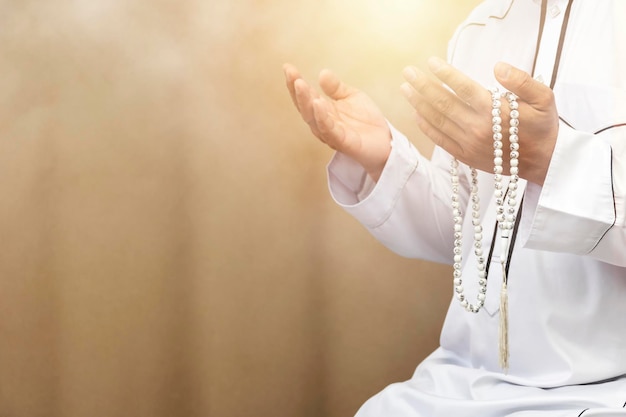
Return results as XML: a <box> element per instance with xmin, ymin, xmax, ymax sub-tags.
<box><xmin>0</xmin><ymin>1</ymin><xmax>480</xmax><ymax>416</ymax></box>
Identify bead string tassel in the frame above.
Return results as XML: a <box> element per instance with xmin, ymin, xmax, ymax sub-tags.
<box><xmin>499</xmin><ymin>231</ymin><xmax>511</xmax><ymax>372</ymax></box>
<box><xmin>499</xmin><ymin>273</ymin><xmax>509</xmax><ymax>372</ymax></box>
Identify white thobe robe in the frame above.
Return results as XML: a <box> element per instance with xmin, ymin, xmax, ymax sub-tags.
<box><xmin>327</xmin><ymin>0</ymin><xmax>626</xmax><ymax>415</ymax></box>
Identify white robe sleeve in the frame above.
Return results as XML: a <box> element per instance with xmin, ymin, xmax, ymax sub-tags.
<box><xmin>520</xmin><ymin>122</ymin><xmax>626</xmax><ymax>267</ymax></box>
<box><xmin>327</xmin><ymin>123</ymin><xmax>464</xmax><ymax>264</ymax></box>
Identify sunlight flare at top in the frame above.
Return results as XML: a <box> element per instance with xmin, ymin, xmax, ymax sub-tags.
<box><xmin>336</xmin><ymin>0</ymin><xmax>433</xmax><ymax>47</ymax></box>
<box><xmin>365</xmin><ymin>0</ymin><xmax>426</xmax><ymax>16</ymax></box>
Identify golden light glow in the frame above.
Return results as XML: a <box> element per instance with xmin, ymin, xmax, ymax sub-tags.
<box><xmin>366</xmin><ymin>0</ymin><xmax>428</xmax><ymax>41</ymax></box>
<box><xmin>365</xmin><ymin>0</ymin><xmax>426</xmax><ymax>17</ymax></box>
<box><xmin>328</xmin><ymin>0</ymin><xmax>438</xmax><ymax>51</ymax></box>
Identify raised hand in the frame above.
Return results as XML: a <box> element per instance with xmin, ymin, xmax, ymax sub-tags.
<box><xmin>401</xmin><ymin>57</ymin><xmax>559</xmax><ymax>185</ymax></box>
<box><xmin>283</xmin><ymin>63</ymin><xmax>392</xmax><ymax>181</ymax></box>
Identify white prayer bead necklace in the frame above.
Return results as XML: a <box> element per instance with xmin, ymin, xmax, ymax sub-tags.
<box><xmin>450</xmin><ymin>161</ymin><xmax>487</xmax><ymax>313</ymax></box>
<box><xmin>449</xmin><ymin>88</ymin><xmax>519</xmax><ymax>344</ymax></box>
<box><xmin>450</xmin><ymin>87</ymin><xmax>519</xmax><ymax>371</ymax></box>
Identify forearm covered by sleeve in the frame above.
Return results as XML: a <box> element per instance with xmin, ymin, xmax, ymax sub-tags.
<box><xmin>520</xmin><ymin>121</ymin><xmax>626</xmax><ymax>266</ymax></box>
<box><xmin>327</xmin><ymin>124</ymin><xmax>463</xmax><ymax>264</ymax></box>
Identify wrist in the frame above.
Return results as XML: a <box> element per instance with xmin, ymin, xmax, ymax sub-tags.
<box><xmin>362</xmin><ymin>143</ymin><xmax>392</xmax><ymax>182</ymax></box>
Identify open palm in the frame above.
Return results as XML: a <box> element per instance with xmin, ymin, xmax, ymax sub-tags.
<box><xmin>284</xmin><ymin>64</ymin><xmax>391</xmax><ymax>181</ymax></box>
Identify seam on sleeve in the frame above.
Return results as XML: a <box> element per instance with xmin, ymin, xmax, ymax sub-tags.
<box><xmin>588</xmin><ymin>146</ymin><xmax>617</xmax><ymax>253</ymax></box>
<box><xmin>367</xmin><ymin>157</ymin><xmax>419</xmax><ymax>230</ymax></box>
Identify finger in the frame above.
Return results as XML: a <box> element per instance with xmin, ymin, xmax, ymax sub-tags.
<box><xmin>427</xmin><ymin>56</ymin><xmax>491</xmax><ymax>111</ymax></box>
<box><xmin>313</xmin><ymin>98</ymin><xmax>343</xmax><ymax>147</ymax></box>
<box><xmin>414</xmin><ymin>110</ymin><xmax>464</xmax><ymax>158</ymax></box>
<box><xmin>294</xmin><ymin>79</ymin><xmax>325</xmax><ymax>138</ymax></box>
<box><xmin>283</xmin><ymin>63</ymin><xmax>301</xmax><ymax>108</ymax></box>
<box><xmin>294</xmin><ymin>78</ymin><xmax>321</xmax><ymax>125</ymax></box>
<box><xmin>494</xmin><ymin>62</ymin><xmax>553</xmax><ymax>108</ymax></box>
<box><xmin>400</xmin><ymin>81</ymin><xmax>467</xmax><ymax>141</ymax></box>
<box><xmin>403</xmin><ymin>65</ymin><xmax>480</xmax><ymax>127</ymax></box>
<box><xmin>319</xmin><ymin>69</ymin><xmax>358</xmax><ymax>100</ymax></box>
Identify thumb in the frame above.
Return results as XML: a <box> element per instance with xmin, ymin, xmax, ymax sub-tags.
<box><xmin>319</xmin><ymin>69</ymin><xmax>358</xmax><ymax>100</ymax></box>
<box><xmin>494</xmin><ymin>62</ymin><xmax>552</xmax><ymax>107</ymax></box>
